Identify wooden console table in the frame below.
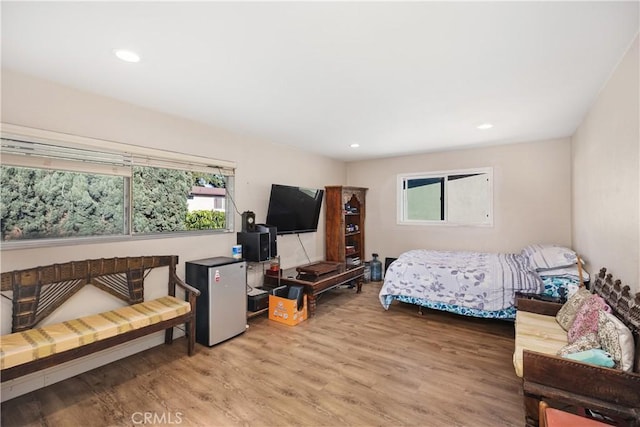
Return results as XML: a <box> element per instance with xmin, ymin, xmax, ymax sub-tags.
<box><xmin>263</xmin><ymin>262</ymin><xmax>364</xmax><ymax>317</ymax></box>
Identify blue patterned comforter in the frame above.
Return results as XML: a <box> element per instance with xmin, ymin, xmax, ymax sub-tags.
<box><xmin>379</xmin><ymin>250</ymin><xmax>542</xmax><ymax>318</ymax></box>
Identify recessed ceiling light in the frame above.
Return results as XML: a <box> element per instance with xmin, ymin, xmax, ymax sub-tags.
<box><xmin>477</xmin><ymin>123</ymin><xmax>494</xmax><ymax>130</ymax></box>
<box><xmin>350</xmin><ymin>143</ymin><xmax>360</xmax><ymax>148</ymax></box>
<box><xmin>113</xmin><ymin>49</ymin><xmax>140</xmax><ymax>63</ymax></box>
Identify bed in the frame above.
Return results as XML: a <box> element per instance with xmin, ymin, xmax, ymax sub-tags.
<box><xmin>379</xmin><ymin>245</ymin><xmax>586</xmax><ymax>320</ymax></box>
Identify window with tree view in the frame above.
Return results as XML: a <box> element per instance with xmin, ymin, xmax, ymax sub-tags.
<box><xmin>1</xmin><ymin>128</ymin><xmax>235</xmax><ymax>245</ymax></box>
<box><xmin>1</xmin><ymin>167</ymin><xmax>126</xmax><ymax>240</ymax></box>
<box><xmin>132</xmin><ymin>167</ymin><xmax>228</xmax><ymax>234</ymax></box>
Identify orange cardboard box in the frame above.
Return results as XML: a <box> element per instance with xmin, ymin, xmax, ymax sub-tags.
<box><xmin>268</xmin><ymin>288</ymin><xmax>307</xmax><ymax>326</ymax></box>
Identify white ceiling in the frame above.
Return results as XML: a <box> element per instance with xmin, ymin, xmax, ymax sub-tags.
<box><xmin>2</xmin><ymin>2</ymin><xmax>638</xmax><ymax>161</ymax></box>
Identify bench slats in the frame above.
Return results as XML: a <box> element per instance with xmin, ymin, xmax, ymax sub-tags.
<box><xmin>2</xmin><ymin>256</ymin><xmax>180</xmax><ymax>332</ymax></box>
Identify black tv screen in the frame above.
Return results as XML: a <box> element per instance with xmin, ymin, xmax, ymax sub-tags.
<box><xmin>266</xmin><ymin>184</ymin><xmax>324</xmax><ymax>235</ymax></box>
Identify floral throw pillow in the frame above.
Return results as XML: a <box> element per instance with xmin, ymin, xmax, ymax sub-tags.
<box><xmin>556</xmin><ymin>288</ymin><xmax>591</xmax><ymax>331</ymax></box>
<box><xmin>557</xmin><ymin>333</ymin><xmax>600</xmax><ymax>357</ymax></box>
<box><xmin>598</xmin><ymin>310</ymin><xmax>635</xmax><ymax>372</ymax></box>
<box><xmin>567</xmin><ymin>295</ymin><xmax>610</xmax><ymax>343</ymax></box>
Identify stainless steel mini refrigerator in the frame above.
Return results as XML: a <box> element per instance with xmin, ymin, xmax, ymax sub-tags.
<box><xmin>185</xmin><ymin>257</ymin><xmax>247</xmax><ymax>346</ymax></box>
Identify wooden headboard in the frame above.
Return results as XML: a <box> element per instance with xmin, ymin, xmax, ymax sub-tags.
<box><xmin>591</xmin><ymin>267</ymin><xmax>640</xmax><ymax>372</ymax></box>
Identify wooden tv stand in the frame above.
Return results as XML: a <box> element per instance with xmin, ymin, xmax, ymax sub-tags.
<box><xmin>263</xmin><ymin>262</ymin><xmax>364</xmax><ymax>317</ymax></box>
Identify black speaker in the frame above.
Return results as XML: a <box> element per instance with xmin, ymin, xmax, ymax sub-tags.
<box><xmin>237</xmin><ymin>231</ymin><xmax>269</xmax><ymax>262</ymax></box>
<box><xmin>241</xmin><ymin>211</ymin><xmax>256</xmax><ymax>232</ymax></box>
<box><xmin>256</xmin><ymin>224</ymin><xmax>277</xmax><ymax>258</ymax></box>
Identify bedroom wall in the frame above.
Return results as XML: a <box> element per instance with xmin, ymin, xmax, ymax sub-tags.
<box><xmin>571</xmin><ymin>35</ymin><xmax>639</xmax><ymax>293</ymax></box>
<box><xmin>0</xmin><ymin>69</ymin><xmax>346</xmax><ymax>331</ymax></box>
<box><xmin>346</xmin><ymin>138</ymin><xmax>572</xmax><ymax>262</ymax></box>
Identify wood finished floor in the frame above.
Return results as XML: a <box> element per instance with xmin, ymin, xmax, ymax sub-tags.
<box><xmin>1</xmin><ymin>282</ymin><xmax>524</xmax><ymax>427</ymax></box>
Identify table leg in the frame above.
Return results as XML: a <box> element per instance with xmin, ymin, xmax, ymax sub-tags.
<box><xmin>308</xmin><ymin>293</ymin><xmax>317</xmax><ymax>317</ymax></box>
<box><xmin>356</xmin><ymin>277</ymin><xmax>363</xmax><ymax>293</ymax></box>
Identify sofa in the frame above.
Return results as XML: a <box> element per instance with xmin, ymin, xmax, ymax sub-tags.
<box><xmin>514</xmin><ymin>268</ymin><xmax>640</xmax><ymax>426</ymax></box>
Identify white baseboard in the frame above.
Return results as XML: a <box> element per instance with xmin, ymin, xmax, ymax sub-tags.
<box><xmin>1</xmin><ymin>327</ymin><xmax>184</xmax><ymax>402</ymax></box>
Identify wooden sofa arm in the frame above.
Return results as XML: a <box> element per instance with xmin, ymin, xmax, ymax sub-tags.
<box><xmin>171</xmin><ymin>271</ymin><xmax>201</xmax><ymax>297</ymax></box>
<box><xmin>170</xmin><ymin>271</ymin><xmax>200</xmax><ymax>312</ymax></box>
<box><xmin>523</xmin><ymin>350</ymin><xmax>640</xmax><ymax>424</ymax></box>
<box><xmin>516</xmin><ymin>297</ymin><xmax>563</xmax><ymax>316</ymax></box>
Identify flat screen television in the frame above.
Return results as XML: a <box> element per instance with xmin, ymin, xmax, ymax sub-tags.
<box><xmin>266</xmin><ymin>184</ymin><xmax>324</xmax><ymax>235</ymax></box>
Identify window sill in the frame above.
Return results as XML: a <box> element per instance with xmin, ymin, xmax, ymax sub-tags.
<box><xmin>0</xmin><ymin>229</ymin><xmax>233</xmax><ymax>251</ymax></box>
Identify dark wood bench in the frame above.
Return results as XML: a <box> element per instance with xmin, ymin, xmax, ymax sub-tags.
<box><xmin>0</xmin><ymin>255</ymin><xmax>200</xmax><ymax>382</ymax></box>
<box><xmin>519</xmin><ymin>268</ymin><xmax>640</xmax><ymax>426</ymax></box>
<box><xmin>263</xmin><ymin>262</ymin><xmax>364</xmax><ymax>316</ymax></box>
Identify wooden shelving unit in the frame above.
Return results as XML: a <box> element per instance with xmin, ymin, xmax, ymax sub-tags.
<box><xmin>325</xmin><ymin>186</ymin><xmax>367</xmax><ymax>264</ymax></box>
<box><xmin>247</xmin><ymin>307</ymin><xmax>268</xmax><ymax>318</ymax></box>
<box><xmin>246</xmin><ymin>255</ymin><xmax>280</xmax><ymax>319</ymax></box>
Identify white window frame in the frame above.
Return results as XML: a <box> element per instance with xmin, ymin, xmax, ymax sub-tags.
<box><xmin>397</xmin><ymin>167</ymin><xmax>493</xmax><ymax>227</ymax></box>
<box><xmin>1</xmin><ymin>124</ymin><xmax>237</xmax><ymax>249</ymax></box>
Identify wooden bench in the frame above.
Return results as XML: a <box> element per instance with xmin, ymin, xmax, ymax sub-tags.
<box><xmin>0</xmin><ymin>255</ymin><xmax>200</xmax><ymax>382</ymax></box>
<box><xmin>516</xmin><ymin>268</ymin><xmax>640</xmax><ymax>426</ymax></box>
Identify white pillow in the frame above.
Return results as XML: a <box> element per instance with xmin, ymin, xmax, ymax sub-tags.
<box><xmin>538</xmin><ymin>265</ymin><xmax>590</xmax><ymax>282</ymax></box>
<box><xmin>521</xmin><ymin>244</ymin><xmax>579</xmax><ymax>271</ymax></box>
<box><xmin>597</xmin><ymin>310</ymin><xmax>635</xmax><ymax>372</ymax></box>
